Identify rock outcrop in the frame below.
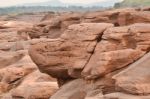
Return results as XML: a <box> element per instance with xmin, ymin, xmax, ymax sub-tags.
<box><xmin>1</xmin><ymin>7</ymin><xmax>150</xmax><ymax>99</ymax></box>
<box><xmin>82</xmin><ymin>23</ymin><xmax>150</xmax><ymax>79</ymax></box>
<box><xmin>21</xmin><ymin>12</ymin><xmax>82</xmax><ymax>39</ymax></box>
<box><xmin>0</xmin><ymin>17</ymin><xmax>58</xmax><ymax>99</ymax></box>
<box><xmin>51</xmin><ymin>78</ymin><xmax>115</xmax><ymax>99</ymax></box>
<box><xmin>29</xmin><ymin>23</ymin><xmax>113</xmax><ymax>79</ymax></box>
<box><xmin>0</xmin><ymin>51</ymin><xmax>24</xmax><ymax>68</ymax></box>
<box><xmin>118</xmin><ymin>11</ymin><xmax>150</xmax><ymax>26</ymax></box>
<box><xmin>113</xmin><ymin>51</ymin><xmax>150</xmax><ymax>95</ymax></box>
<box><xmin>19</xmin><ymin>8</ymin><xmax>150</xmax><ymax>40</ymax></box>
<box><xmin>11</xmin><ymin>71</ymin><xmax>58</xmax><ymax>99</ymax></box>
<box><xmin>29</xmin><ymin>22</ymin><xmax>150</xmax><ymax>99</ymax></box>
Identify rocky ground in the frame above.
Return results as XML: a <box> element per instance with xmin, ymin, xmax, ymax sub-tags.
<box><xmin>0</xmin><ymin>7</ymin><xmax>150</xmax><ymax>99</ymax></box>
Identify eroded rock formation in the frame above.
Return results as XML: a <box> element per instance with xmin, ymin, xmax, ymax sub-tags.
<box><xmin>19</xmin><ymin>8</ymin><xmax>150</xmax><ymax>40</ymax></box>
<box><xmin>29</xmin><ymin>23</ymin><xmax>113</xmax><ymax>80</ymax></box>
<box><xmin>1</xmin><ymin>7</ymin><xmax>150</xmax><ymax>99</ymax></box>
<box><xmin>0</xmin><ymin>16</ymin><xmax>58</xmax><ymax>99</ymax></box>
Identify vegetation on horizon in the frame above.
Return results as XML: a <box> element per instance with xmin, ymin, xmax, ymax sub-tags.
<box><xmin>115</xmin><ymin>0</ymin><xmax>150</xmax><ymax>8</ymax></box>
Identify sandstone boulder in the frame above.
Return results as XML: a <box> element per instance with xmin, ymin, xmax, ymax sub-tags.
<box><xmin>0</xmin><ymin>41</ymin><xmax>30</xmax><ymax>51</ymax></box>
<box><xmin>0</xmin><ymin>32</ymin><xmax>19</xmax><ymax>42</ymax></box>
<box><xmin>118</xmin><ymin>11</ymin><xmax>150</xmax><ymax>26</ymax></box>
<box><xmin>0</xmin><ymin>51</ymin><xmax>24</xmax><ymax>68</ymax></box>
<box><xmin>113</xmin><ymin>51</ymin><xmax>150</xmax><ymax>95</ymax></box>
<box><xmin>0</xmin><ymin>50</ymin><xmax>58</xmax><ymax>98</ymax></box>
<box><xmin>101</xmin><ymin>23</ymin><xmax>150</xmax><ymax>52</ymax></box>
<box><xmin>0</xmin><ymin>65</ymin><xmax>35</xmax><ymax>93</ymax></box>
<box><xmin>83</xmin><ymin>9</ymin><xmax>150</xmax><ymax>26</ymax></box>
<box><xmin>129</xmin><ymin>23</ymin><xmax>150</xmax><ymax>52</ymax></box>
<box><xmin>82</xmin><ymin>10</ymin><xmax>119</xmax><ymax>24</ymax></box>
<box><xmin>82</xmin><ymin>23</ymin><xmax>150</xmax><ymax>80</ymax></box>
<box><xmin>6</xmin><ymin>8</ymin><xmax>150</xmax><ymax>99</ymax></box>
<box><xmin>23</xmin><ymin>18</ymin><xmax>62</xmax><ymax>39</ymax></box>
<box><xmin>82</xmin><ymin>8</ymin><xmax>136</xmax><ymax>26</ymax></box>
<box><xmin>24</xmin><ymin>12</ymin><xmax>82</xmax><ymax>39</ymax></box>
<box><xmin>82</xmin><ymin>49</ymin><xmax>145</xmax><ymax>80</ymax></box>
<box><xmin>59</xmin><ymin>12</ymin><xmax>81</xmax><ymax>31</ymax></box>
<box><xmin>29</xmin><ymin>23</ymin><xmax>113</xmax><ymax>79</ymax></box>
<box><xmin>0</xmin><ymin>51</ymin><xmax>37</xmax><ymax>93</ymax></box>
<box><xmin>11</xmin><ymin>82</ymin><xmax>58</xmax><ymax>99</ymax></box>
<box><xmin>50</xmin><ymin>78</ymin><xmax>114</xmax><ymax>99</ymax></box>
<box><xmin>11</xmin><ymin>71</ymin><xmax>58</xmax><ymax>99</ymax></box>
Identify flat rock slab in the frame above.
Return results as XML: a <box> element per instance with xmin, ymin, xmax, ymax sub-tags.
<box><xmin>113</xmin><ymin>51</ymin><xmax>150</xmax><ymax>95</ymax></box>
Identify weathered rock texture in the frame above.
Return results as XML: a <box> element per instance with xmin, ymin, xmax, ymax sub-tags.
<box><xmin>113</xmin><ymin>51</ymin><xmax>150</xmax><ymax>95</ymax></box>
<box><xmin>82</xmin><ymin>23</ymin><xmax>150</xmax><ymax>80</ymax></box>
<box><xmin>19</xmin><ymin>8</ymin><xmax>150</xmax><ymax>40</ymax></box>
<box><xmin>29</xmin><ymin>23</ymin><xmax>113</xmax><ymax>79</ymax></box>
<box><xmin>0</xmin><ymin>16</ymin><xmax>58</xmax><ymax>99</ymax></box>
<box><xmin>29</xmin><ymin>22</ymin><xmax>150</xmax><ymax>99</ymax></box>
<box><xmin>1</xmin><ymin>7</ymin><xmax>150</xmax><ymax>99</ymax></box>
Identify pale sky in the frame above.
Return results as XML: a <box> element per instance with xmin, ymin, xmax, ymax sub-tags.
<box><xmin>0</xmin><ymin>0</ymin><xmax>123</xmax><ymax>7</ymax></box>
